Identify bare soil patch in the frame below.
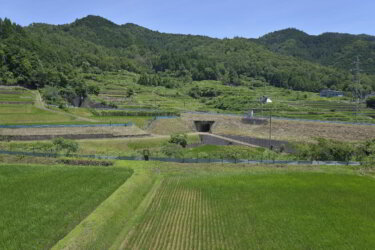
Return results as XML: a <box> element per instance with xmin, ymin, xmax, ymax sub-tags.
<box><xmin>182</xmin><ymin>113</ymin><xmax>375</xmax><ymax>142</ymax></box>
<box><xmin>0</xmin><ymin>126</ymin><xmax>146</xmax><ymax>137</ymax></box>
<box><xmin>147</xmin><ymin>118</ymin><xmax>194</xmax><ymax>135</ymax></box>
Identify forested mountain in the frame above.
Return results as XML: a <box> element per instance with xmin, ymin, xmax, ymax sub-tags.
<box><xmin>1</xmin><ymin>15</ymin><xmax>374</xmax><ymax>105</ymax></box>
<box><xmin>258</xmin><ymin>28</ymin><xmax>375</xmax><ymax>74</ymax></box>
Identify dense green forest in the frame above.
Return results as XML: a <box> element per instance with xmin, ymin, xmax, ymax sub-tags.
<box><xmin>0</xmin><ymin>15</ymin><xmax>374</xmax><ymax>106</ymax></box>
<box><xmin>258</xmin><ymin>28</ymin><xmax>375</xmax><ymax>74</ymax></box>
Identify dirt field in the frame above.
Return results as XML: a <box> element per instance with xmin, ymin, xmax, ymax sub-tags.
<box><xmin>0</xmin><ymin>125</ymin><xmax>146</xmax><ymax>137</ymax></box>
<box><xmin>147</xmin><ymin>118</ymin><xmax>195</xmax><ymax>135</ymax></box>
<box><xmin>182</xmin><ymin>113</ymin><xmax>375</xmax><ymax>142</ymax></box>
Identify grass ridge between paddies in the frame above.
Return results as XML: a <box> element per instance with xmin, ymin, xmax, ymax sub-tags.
<box><xmin>52</xmin><ymin>161</ymin><xmax>160</xmax><ymax>250</ymax></box>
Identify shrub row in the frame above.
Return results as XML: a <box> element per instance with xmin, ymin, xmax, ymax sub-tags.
<box><xmin>58</xmin><ymin>158</ymin><xmax>114</xmax><ymax>166</ymax></box>
<box><xmin>93</xmin><ymin>110</ymin><xmax>180</xmax><ymax>117</ymax></box>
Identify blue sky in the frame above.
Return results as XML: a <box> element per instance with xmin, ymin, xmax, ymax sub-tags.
<box><xmin>1</xmin><ymin>0</ymin><xmax>374</xmax><ymax>38</ymax></box>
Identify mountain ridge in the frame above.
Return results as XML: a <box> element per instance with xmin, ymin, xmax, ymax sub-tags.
<box><xmin>0</xmin><ymin>15</ymin><xmax>374</xmax><ymax>103</ymax></box>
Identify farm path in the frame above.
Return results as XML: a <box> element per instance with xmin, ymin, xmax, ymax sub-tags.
<box><xmin>33</xmin><ymin>90</ymin><xmax>98</xmax><ymax>122</ymax></box>
<box><xmin>148</xmin><ymin>132</ymin><xmax>260</xmax><ymax>148</ymax></box>
<box><xmin>207</xmin><ymin>133</ymin><xmax>260</xmax><ymax>147</ymax></box>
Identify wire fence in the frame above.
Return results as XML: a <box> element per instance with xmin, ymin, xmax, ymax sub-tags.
<box><xmin>0</xmin><ymin>149</ymin><xmax>361</xmax><ymax>166</ymax></box>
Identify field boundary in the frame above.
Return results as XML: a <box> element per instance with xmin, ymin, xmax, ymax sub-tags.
<box><xmin>111</xmin><ymin>177</ymin><xmax>164</xmax><ymax>249</ymax></box>
<box><xmin>0</xmin><ymin>149</ymin><xmax>361</xmax><ymax>166</ymax></box>
<box><xmin>52</xmin><ymin>162</ymin><xmax>159</xmax><ymax>250</ymax></box>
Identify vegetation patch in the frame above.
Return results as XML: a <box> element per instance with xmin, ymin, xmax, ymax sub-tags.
<box><xmin>0</xmin><ymin>164</ymin><xmax>133</xmax><ymax>250</ymax></box>
<box><xmin>57</xmin><ymin>158</ymin><xmax>114</xmax><ymax>166</ymax></box>
<box><xmin>92</xmin><ymin>109</ymin><xmax>180</xmax><ymax>117</ymax></box>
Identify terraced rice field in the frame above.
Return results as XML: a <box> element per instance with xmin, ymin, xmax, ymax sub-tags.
<box><xmin>0</xmin><ymin>164</ymin><xmax>133</xmax><ymax>250</ymax></box>
<box><xmin>0</xmin><ymin>89</ymin><xmax>34</xmax><ymax>103</ymax></box>
<box><xmin>0</xmin><ymin>89</ymin><xmax>80</xmax><ymax>125</ymax></box>
<box><xmin>121</xmin><ymin>171</ymin><xmax>375</xmax><ymax>249</ymax></box>
<box><xmin>122</xmin><ymin>177</ymin><xmax>232</xmax><ymax>249</ymax></box>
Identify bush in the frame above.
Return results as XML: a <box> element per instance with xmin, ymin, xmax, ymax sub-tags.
<box><xmin>96</xmin><ymin>110</ymin><xmax>179</xmax><ymax>117</ymax></box>
<box><xmin>297</xmin><ymin>138</ymin><xmax>354</xmax><ymax>161</ymax></box>
<box><xmin>87</xmin><ymin>84</ymin><xmax>100</xmax><ymax>95</ymax></box>
<box><xmin>52</xmin><ymin>137</ymin><xmax>79</xmax><ymax>156</ymax></box>
<box><xmin>355</xmin><ymin>139</ymin><xmax>375</xmax><ymax>161</ymax></box>
<box><xmin>366</xmin><ymin>97</ymin><xmax>375</xmax><ymax>109</ymax></box>
<box><xmin>161</xmin><ymin>144</ymin><xmax>183</xmax><ymax>158</ymax></box>
<box><xmin>58</xmin><ymin>158</ymin><xmax>113</xmax><ymax>166</ymax></box>
<box><xmin>168</xmin><ymin>134</ymin><xmax>188</xmax><ymax>148</ymax></box>
<box><xmin>42</xmin><ymin>86</ymin><xmax>64</xmax><ymax>105</ymax></box>
<box><xmin>188</xmin><ymin>86</ymin><xmax>221</xmax><ymax>98</ymax></box>
<box><xmin>126</xmin><ymin>88</ymin><xmax>134</xmax><ymax>97</ymax></box>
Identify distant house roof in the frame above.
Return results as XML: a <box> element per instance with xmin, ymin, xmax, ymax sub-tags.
<box><xmin>260</xmin><ymin>96</ymin><xmax>272</xmax><ymax>104</ymax></box>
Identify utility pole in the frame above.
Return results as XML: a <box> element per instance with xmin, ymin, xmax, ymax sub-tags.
<box><xmin>352</xmin><ymin>56</ymin><xmax>362</xmax><ymax>122</ymax></box>
<box><xmin>269</xmin><ymin>107</ymin><xmax>272</xmax><ymax>150</ymax></box>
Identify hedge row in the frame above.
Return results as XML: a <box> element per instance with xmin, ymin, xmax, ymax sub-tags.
<box><xmin>58</xmin><ymin>158</ymin><xmax>114</xmax><ymax>166</ymax></box>
<box><xmin>93</xmin><ymin>110</ymin><xmax>180</xmax><ymax>117</ymax></box>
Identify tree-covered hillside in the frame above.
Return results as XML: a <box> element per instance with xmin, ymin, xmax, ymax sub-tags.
<box><xmin>1</xmin><ymin>15</ymin><xmax>374</xmax><ymax>106</ymax></box>
<box><xmin>258</xmin><ymin>28</ymin><xmax>375</xmax><ymax>75</ymax></box>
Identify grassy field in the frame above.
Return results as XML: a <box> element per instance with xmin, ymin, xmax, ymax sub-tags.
<box><xmin>118</xmin><ymin>163</ymin><xmax>375</xmax><ymax>250</ymax></box>
<box><xmin>0</xmin><ymin>104</ymin><xmax>81</xmax><ymax>125</ymax></box>
<box><xmin>0</xmin><ymin>88</ymin><xmax>84</xmax><ymax>124</ymax></box>
<box><xmin>1</xmin><ymin>161</ymin><xmax>374</xmax><ymax>250</ymax></box>
<box><xmin>147</xmin><ymin>118</ymin><xmax>194</xmax><ymax>135</ymax></box>
<box><xmin>0</xmin><ymin>91</ymin><xmax>34</xmax><ymax>102</ymax></box>
<box><xmin>0</xmin><ymin>164</ymin><xmax>133</xmax><ymax>250</ymax></box>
